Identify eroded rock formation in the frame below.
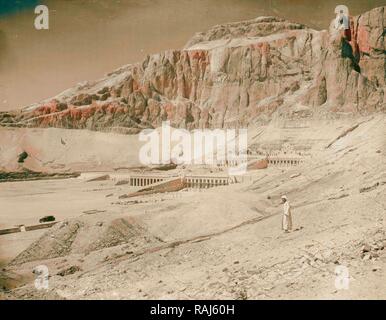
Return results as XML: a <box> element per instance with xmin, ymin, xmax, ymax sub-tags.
<box><xmin>0</xmin><ymin>7</ymin><xmax>384</xmax><ymax>132</ymax></box>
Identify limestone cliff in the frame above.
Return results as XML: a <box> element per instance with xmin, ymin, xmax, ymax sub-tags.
<box><xmin>0</xmin><ymin>7</ymin><xmax>384</xmax><ymax>132</ymax></box>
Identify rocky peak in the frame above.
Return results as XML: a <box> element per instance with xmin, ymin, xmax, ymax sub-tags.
<box><xmin>0</xmin><ymin>7</ymin><xmax>384</xmax><ymax>132</ymax></box>
<box><xmin>184</xmin><ymin>16</ymin><xmax>306</xmax><ymax>48</ymax></box>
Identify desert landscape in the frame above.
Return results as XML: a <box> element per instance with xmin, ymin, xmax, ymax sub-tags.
<box><xmin>0</xmin><ymin>3</ymin><xmax>385</xmax><ymax>300</ymax></box>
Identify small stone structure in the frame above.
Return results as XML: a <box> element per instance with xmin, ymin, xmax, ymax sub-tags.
<box><xmin>129</xmin><ymin>175</ymin><xmax>172</xmax><ymax>187</ymax></box>
<box><xmin>127</xmin><ymin>173</ymin><xmax>230</xmax><ymax>190</ymax></box>
<box><xmin>267</xmin><ymin>157</ymin><xmax>304</xmax><ymax>166</ymax></box>
<box><xmin>185</xmin><ymin>175</ymin><xmax>229</xmax><ymax>188</ymax></box>
<box><xmin>265</xmin><ymin>143</ymin><xmax>306</xmax><ymax>167</ymax></box>
<box><xmin>125</xmin><ymin>177</ymin><xmax>186</xmax><ymax>198</ymax></box>
<box><xmin>126</xmin><ymin>143</ymin><xmax>306</xmax><ymax>190</ymax></box>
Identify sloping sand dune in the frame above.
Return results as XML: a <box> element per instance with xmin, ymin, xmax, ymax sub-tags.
<box><xmin>2</xmin><ymin>115</ymin><xmax>385</xmax><ymax>299</ymax></box>
<box><xmin>0</xmin><ymin>128</ymin><xmax>142</xmax><ymax>172</ymax></box>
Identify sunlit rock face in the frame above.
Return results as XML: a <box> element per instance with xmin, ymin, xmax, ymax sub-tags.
<box><xmin>0</xmin><ymin>7</ymin><xmax>384</xmax><ymax>132</ymax></box>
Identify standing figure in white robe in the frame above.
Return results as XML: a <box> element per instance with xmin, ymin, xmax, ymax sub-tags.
<box><xmin>281</xmin><ymin>195</ymin><xmax>293</xmax><ymax>232</ymax></box>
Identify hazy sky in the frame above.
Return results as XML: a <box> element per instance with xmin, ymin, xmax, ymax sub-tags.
<box><xmin>0</xmin><ymin>0</ymin><xmax>384</xmax><ymax>111</ymax></box>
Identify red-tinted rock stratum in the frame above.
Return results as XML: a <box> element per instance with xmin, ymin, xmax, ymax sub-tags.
<box><xmin>0</xmin><ymin>8</ymin><xmax>384</xmax><ymax>132</ymax></box>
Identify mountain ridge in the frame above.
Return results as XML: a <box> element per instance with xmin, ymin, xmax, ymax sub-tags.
<box><xmin>0</xmin><ymin>7</ymin><xmax>384</xmax><ymax>133</ymax></box>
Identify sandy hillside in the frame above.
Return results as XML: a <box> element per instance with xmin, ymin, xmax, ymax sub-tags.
<box><xmin>0</xmin><ymin>6</ymin><xmax>385</xmax><ymax>300</ymax></box>
<box><xmin>0</xmin><ymin>127</ymin><xmax>143</xmax><ymax>172</ymax></box>
<box><xmin>1</xmin><ymin>115</ymin><xmax>385</xmax><ymax>299</ymax></box>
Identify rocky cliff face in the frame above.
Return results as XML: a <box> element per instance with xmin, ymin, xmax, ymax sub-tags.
<box><xmin>0</xmin><ymin>7</ymin><xmax>384</xmax><ymax>132</ymax></box>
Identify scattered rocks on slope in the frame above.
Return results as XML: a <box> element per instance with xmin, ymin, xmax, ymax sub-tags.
<box><xmin>359</xmin><ymin>182</ymin><xmax>380</xmax><ymax>193</ymax></box>
<box><xmin>57</xmin><ymin>265</ymin><xmax>82</xmax><ymax>277</ymax></box>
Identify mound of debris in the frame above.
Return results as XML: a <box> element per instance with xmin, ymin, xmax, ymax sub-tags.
<box><xmin>10</xmin><ymin>215</ymin><xmax>162</xmax><ymax>266</ymax></box>
<box><xmin>10</xmin><ymin>220</ymin><xmax>83</xmax><ymax>265</ymax></box>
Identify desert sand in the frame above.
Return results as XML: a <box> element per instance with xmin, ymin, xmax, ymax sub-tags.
<box><xmin>1</xmin><ymin>114</ymin><xmax>385</xmax><ymax>299</ymax></box>
<box><xmin>0</xmin><ymin>5</ymin><xmax>385</xmax><ymax>300</ymax></box>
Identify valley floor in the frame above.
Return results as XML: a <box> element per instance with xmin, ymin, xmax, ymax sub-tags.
<box><xmin>1</xmin><ymin>115</ymin><xmax>385</xmax><ymax>299</ymax></box>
